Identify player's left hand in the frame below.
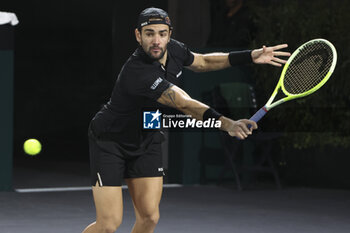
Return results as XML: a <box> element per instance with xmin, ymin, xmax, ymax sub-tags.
<box><xmin>251</xmin><ymin>44</ymin><xmax>291</xmax><ymax>67</ymax></box>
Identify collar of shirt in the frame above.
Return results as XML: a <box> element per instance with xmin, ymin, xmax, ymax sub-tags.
<box><xmin>134</xmin><ymin>45</ymin><xmax>182</xmax><ymax>86</ymax></box>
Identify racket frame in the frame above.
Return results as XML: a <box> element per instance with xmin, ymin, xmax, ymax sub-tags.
<box><xmin>264</xmin><ymin>38</ymin><xmax>337</xmax><ymax>111</ymax></box>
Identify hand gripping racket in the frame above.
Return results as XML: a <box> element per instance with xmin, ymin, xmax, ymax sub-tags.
<box><xmin>250</xmin><ymin>39</ymin><xmax>337</xmax><ymax>124</ymax></box>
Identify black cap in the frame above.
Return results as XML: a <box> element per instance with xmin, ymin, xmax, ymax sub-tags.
<box><xmin>137</xmin><ymin>7</ymin><xmax>172</xmax><ymax>30</ymax></box>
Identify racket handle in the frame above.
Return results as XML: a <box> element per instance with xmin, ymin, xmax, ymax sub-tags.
<box><xmin>250</xmin><ymin>106</ymin><xmax>268</xmax><ymax>123</ymax></box>
<box><xmin>236</xmin><ymin>106</ymin><xmax>268</xmax><ymax>139</ymax></box>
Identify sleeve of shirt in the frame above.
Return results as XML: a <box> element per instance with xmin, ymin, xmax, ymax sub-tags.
<box><xmin>182</xmin><ymin>45</ymin><xmax>195</xmax><ymax>66</ymax></box>
<box><xmin>122</xmin><ymin>68</ymin><xmax>172</xmax><ymax>101</ymax></box>
<box><xmin>171</xmin><ymin>39</ymin><xmax>195</xmax><ymax>66</ymax></box>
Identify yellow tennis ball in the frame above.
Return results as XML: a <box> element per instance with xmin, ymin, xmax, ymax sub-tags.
<box><xmin>23</xmin><ymin>139</ymin><xmax>42</xmax><ymax>156</ymax></box>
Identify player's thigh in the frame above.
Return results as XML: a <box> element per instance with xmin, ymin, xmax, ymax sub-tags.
<box><xmin>126</xmin><ymin>177</ymin><xmax>163</xmax><ymax>217</ymax></box>
<box><xmin>92</xmin><ymin>184</ymin><xmax>123</xmax><ymax>224</ymax></box>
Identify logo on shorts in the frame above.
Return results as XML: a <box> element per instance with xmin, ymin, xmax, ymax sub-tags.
<box><xmin>143</xmin><ymin>110</ymin><xmax>162</xmax><ymax>129</ymax></box>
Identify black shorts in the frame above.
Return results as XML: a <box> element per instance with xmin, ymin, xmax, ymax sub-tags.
<box><xmin>88</xmin><ymin>129</ymin><xmax>164</xmax><ymax>187</ymax></box>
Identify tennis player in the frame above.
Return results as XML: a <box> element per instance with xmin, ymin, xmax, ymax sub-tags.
<box><xmin>82</xmin><ymin>7</ymin><xmax>290</xmax><ymax>233</ymax></box>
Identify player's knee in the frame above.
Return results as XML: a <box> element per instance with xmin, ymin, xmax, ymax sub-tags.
<box><xmin>96</xmin><ymin>217</ymin><xmax>122</xmax><ymax>233</ymax></box>
<box><xmin>140</xmin><ymin>212</ymin><xmax>160</xmax><ymax>227</ymax></box>
<box><xmin>148</xmin><ymin>213</ymin><xmax>160</xmax><ymax>225</ymax></box>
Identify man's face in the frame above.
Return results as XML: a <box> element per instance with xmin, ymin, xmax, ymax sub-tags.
<box><xmin>135</xmin><ymin>23</ymin><xmax>171</xmax><ymax>60</ymax></box>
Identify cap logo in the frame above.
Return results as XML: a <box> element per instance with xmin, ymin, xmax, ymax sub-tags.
<box><xmin>165</xmin><ymin>17</ymin><xmax>171</xmax><ymax>25</ymax></box>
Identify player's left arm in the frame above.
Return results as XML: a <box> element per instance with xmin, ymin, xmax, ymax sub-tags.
<box><xmin>187</xmin><ymin>52</ymin><xmax>231</xmax><ymax>73</ymax></box>
<box><xmin>187</xmin><ymin>44</ymin><xmax>290</xmax><ymax>73</ymax></box>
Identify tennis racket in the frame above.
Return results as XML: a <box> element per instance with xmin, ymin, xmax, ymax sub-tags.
<box><xmin>250</xmin><ymin>38</ymin><xmax>337</xmax><ymax>123</ymax></box>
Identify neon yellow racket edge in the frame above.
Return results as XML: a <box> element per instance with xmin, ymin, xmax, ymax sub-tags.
<box><xmin>250</xmin><ymin>38</ymin><xmax>337</xmax><ymax>123</ymax></box>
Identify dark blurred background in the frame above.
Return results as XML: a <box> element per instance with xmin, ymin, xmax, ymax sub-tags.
<box><xmin>1</xmin><ymin>0</ymin><xmax>350</xmax><ymax>191</ymax></box>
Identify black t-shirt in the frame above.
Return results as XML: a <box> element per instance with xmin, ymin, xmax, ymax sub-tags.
<box><xmin>90</xmin><ymin>38</ymin><xmax>194</xmax><ymax>156</ymax></box>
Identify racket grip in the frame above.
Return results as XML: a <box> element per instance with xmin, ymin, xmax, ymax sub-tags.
<box><xmin>236</xmin><ymin>106</ymin><xmax>268</xmax><ymax>139</ymax></box>
<box><xmin>250</xmin><ymin>106</ymin><xmax>268</xmax><ymax>123</ymax></box>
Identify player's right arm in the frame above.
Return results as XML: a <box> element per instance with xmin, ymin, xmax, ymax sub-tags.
<box><xmin>157</xmin><ymin>85</ymin><xmax>257</xmax><ymax>139</ymax></box>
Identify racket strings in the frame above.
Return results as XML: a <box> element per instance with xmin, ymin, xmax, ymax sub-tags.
<box><xmin>283</xmin><ymin>42</ymin><xmax>333</xmax><ymax>94</ymax></box>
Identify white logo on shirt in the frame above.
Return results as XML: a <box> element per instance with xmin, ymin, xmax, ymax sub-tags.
<box><xmin>158</xmin><ymin>167</ymin><xmax>164</xmax><ymax>172</ymax></box>
<box><xmin>176</xmin><ymin>71</ymin><xmax>182</xmax><ymax>78</ymax></box>
<box><xmin>150</xmin><ymin>77</ymin><xmax>163</xmax><ymax>90</ymax></box>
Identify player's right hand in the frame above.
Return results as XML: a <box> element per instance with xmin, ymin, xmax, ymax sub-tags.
<box><xmin>226</xmin><ymin>119</ymin><xmax>258</xmax><ymax>139</ymax></box>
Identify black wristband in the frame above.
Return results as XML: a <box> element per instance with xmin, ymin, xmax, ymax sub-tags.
<box><xmin>203</xmin><ymin>108</ymin><xmax>223</xmax><ymax>121</ymax></box>
<box><xmin>228</xmin><ymin>50</ymin><xmax>252</xmax><ymax>66</ymax></box>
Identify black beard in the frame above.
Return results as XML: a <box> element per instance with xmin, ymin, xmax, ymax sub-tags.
<box><xmin>146</xmin><ymin>47</ymin><xmax>166</xmax><ymax>61</ymax></box>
